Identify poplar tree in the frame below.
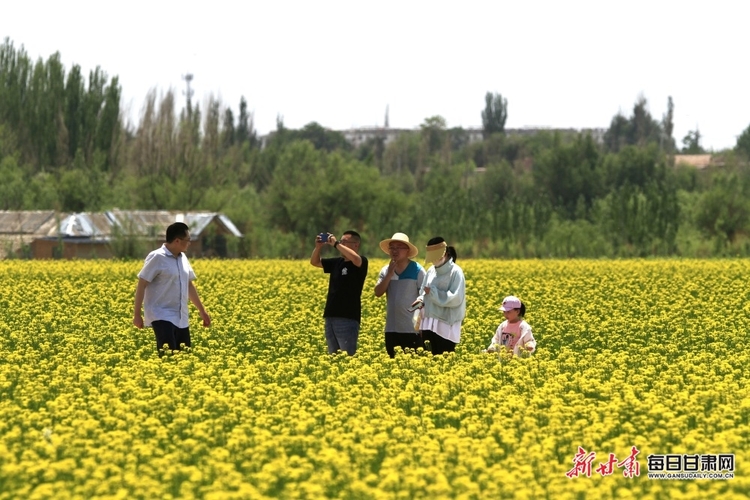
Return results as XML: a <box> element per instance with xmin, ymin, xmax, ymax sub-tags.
<box><xmin>481</xmin><ymin>91</ymin><xmax>508</xmax><ymax>138</ymax></box>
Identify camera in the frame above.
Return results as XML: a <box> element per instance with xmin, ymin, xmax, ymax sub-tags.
<box><xmin>319</xmin><ymin>233</ymin><xmax>329</xmax><ymax>243</ymax></box>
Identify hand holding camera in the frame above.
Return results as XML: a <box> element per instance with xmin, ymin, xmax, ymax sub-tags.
<box><xmin>318</xmin><ymin>232</ymin><xmax>329</xmax><ymax>244</ymax></box>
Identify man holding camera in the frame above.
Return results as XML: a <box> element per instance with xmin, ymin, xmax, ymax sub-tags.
<box><xmin>310</xmin><ymin>230</ymin><xmax>368</xmax><ymax>355</ymax></box>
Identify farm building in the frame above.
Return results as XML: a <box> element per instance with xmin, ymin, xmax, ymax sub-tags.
<box><xmin>0</xmin><ymin>210</ymin><xmax>243</xmax><ymax>259</ymax></box>
<box><xmin>0</xmin><ymin>210</ymin><xmax>59</xmax><ymax>259</ymax></box>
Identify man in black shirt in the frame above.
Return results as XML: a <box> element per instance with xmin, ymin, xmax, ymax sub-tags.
<box><xmin>310</xmin><ymin>230</ymin><xmax>368</xmax><ymax>355</ymax></box>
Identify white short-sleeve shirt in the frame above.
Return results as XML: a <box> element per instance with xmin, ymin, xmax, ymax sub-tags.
<box><xmin>137</xmin><ymin>244</ymin><xmax>196</xmax><ymax>328</ymax></box>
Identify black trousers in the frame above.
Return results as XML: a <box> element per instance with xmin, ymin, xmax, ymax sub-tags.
<box><xmin>385</xmin><ymin>331</ymin><xmax>425</xmax><ymax>358</ymax></box>
<box><xmin>421</xmin><ymin>330</ymin><xmax>457</xmax><ymax>355</ymax></box>
<box><xmin>152</xmin><ymin>320</ymin><xmax>191</xmax><ymax>356</ymax></box>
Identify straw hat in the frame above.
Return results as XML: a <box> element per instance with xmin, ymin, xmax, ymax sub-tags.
<box><xmin>379</xmin><ymin>232</ymin><xmax>419</xmax><ymax>259</ymax></box>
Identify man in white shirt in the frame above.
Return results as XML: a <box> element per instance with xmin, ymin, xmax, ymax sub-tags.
<box><xmin>133</xmin><ymin>222</ymin><xmax>211</xmax><ymax>355</ymax></box>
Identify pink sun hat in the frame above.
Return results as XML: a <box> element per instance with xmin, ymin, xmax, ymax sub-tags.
<box><xmin>499</xmin><ymin>296</ymin><xmax>522</xmax><ymax>311</ymax></box>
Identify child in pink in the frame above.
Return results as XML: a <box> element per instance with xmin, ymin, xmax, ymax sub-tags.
<box><xmin>485</xmin><ymin>295</ymin><xmax>536</xmax><ymax>356</ymax></box>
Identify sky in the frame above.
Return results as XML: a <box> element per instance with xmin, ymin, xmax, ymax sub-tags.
<box><xmin>3</xmin><ymin>0</ymin><xmax>749</xmax><ymax>150</ymax></box>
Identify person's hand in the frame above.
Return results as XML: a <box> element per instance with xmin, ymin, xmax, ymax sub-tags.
<box><xmin>386</xmin><ymin>259</ymin><xmax>397</xmax><ymax>276</ymax></box>
<box><xmin>408</xmin><ymin>299</ymin><xmax>424</xmax><ymax>311</ymax></box>
<box><xmin>328</xmin><ymin>235</ymin><xmax>338</xmax><ymax>247</ymax></box>
<box><xmin>200</xmin><ymin>311</ymin><xmax>211</xmax><ymax>327</ymax></box>
<box><xmin>133</xmin><ymin>315</ymin><xmax>143</xmax><ymax>329</ymax></box>
<box><xmin>423</xmin><ymin>286</ymin><xmax>431</xmax><ymax>295</ymax></box>
<box><xmin>485</xmin><ymin>346</ymin><xmax>497</xmax><ymax>353</ymax></box>
<box><xmin>316</xmin><ymin>233</ymin><xmax>329</xmax><ymax>246</ymax></box>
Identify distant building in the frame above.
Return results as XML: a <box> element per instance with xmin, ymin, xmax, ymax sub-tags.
<box><xmin>673</xmin><ymin>154</ymin><xmax>718</xmax><ymax>169</ymax></box>
<box><xmin>259</xmin><ymin>126</ymin><xmax>606</xmax><ymax>150</ymax></box>
<box><xmin>504</xmin><ymin>127</ymin><xmax>607</xmax><ymax>145</ymax></box>
<box><xmin>0</xmin><ymin>210</ymin><xmax>243</xmax><ymax>260</ymax></box>
<box><xmin>0</xmin><ymin>210</ymin><xmax>58</xmax><ymax>259</ymax></box>
<box><xmin>340</xmin><ymin>127</ymin><xmax>417</xmax><ymax>149</ymax></box>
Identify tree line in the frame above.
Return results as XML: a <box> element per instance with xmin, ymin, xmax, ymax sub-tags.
<box><xmin>2</xmin><ymin>37</ymin><xmax>750</xmax><ymax>258</ymax></box>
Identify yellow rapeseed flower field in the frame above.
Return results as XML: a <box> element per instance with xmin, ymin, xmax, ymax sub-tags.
<box><xmin>0</xmin><ymin>259</ymin><xmax>747</xmax><ymax>499</ymax></box>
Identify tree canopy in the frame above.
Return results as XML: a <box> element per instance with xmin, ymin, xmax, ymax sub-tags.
<box><xmin>2</xmin><ymin>38</ymin><xmax>749</xmax><ymax>258</ymax></box>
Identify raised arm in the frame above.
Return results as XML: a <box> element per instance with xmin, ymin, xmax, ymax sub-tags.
<box><xmin>310</xmin><ymin>234</ymin><xmax>327</xmax><ymax>268</ymax></box>
<box><xmin>334</xmin><ymin>237</ymin><xmax>363</xmax><ymax>267</ymax></box>
<box><xmin>374</xmin><ymin>262</ymin><xmax>396</xmax><ymax>297</ymax></box>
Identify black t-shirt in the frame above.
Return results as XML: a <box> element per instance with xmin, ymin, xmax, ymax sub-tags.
<box><xmin>322</xmin><ymin>256</ymin><xmax>369</xmax><ymax>321</ymax></box>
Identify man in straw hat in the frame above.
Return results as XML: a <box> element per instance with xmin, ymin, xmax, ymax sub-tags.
<box><xmin>374</xmin><ymin>232</ymin><xmax>426</xmax><ymax>357</ymax></box>
<box><xmin>310</xmin><ymin>230</ymin><xmax>369</xmax><ymax>355</ymax></box>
